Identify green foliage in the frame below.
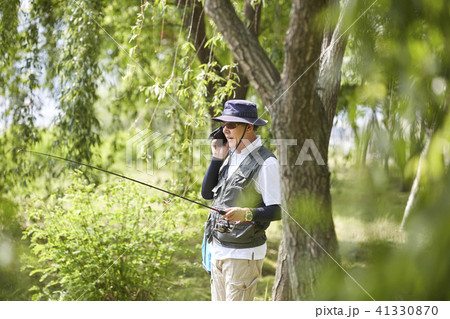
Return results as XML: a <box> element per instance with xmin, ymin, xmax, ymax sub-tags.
<box><xmin>1</xmin><ymin>0</ymin><xmax>449</xmax><ymax>301</ymax></box>
<box><xmin>318</xmin><ymin>164</ymin><xmax>450</xmax><ymax>300</ymax></box>
<box><xmin>337</xmin><ymin>0</ymin><xmax>449</xmax><ymax>191</ymax></box>
<box><xmin>23</xmin><ymin>171</ymin><xmax>192</xmax><ymax>300</ymax></box>
<box><xmin>0</xmin><ymin>0</ymin><xmax>41</xmax><ymax>192</ymax></box>
<box><xmin>0</xmin><ymin>195</ymin><xmax>35</xmax><ymax>300</ymax></box>
<box><xmin>49</xmin><ymin>1</ymin><xmax>104</xmax><ymax>161</ymax></box>
<box><xmin>319</xmin><ymin>112</ymin><xmax>450</xmax><ymax>301</ymax></box>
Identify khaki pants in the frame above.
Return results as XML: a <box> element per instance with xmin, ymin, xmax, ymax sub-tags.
<box><xmin>211</xmin><ymin>258</ymin><xmax>264</xmax><ymax>301</ymax></box>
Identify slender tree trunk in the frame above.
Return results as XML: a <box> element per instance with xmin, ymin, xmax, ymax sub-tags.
<box><xmin>399</xmin><ymin>130</ymin><xmax>432</xmax><ymax>231</ymax></box>
<box><xmin>232</xmin><ymin>0</ymin><xmax>262</xmax><ymax>99</ymax></box>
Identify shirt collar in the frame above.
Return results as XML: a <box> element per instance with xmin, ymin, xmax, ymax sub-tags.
<box><xmin>230</xmin><ymin>135</ymin><xmax>262</xmax><ymax>157</ymax></box>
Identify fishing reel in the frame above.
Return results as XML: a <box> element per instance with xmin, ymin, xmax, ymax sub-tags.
<box><xmin>214</xmin><ymin>218</ymin><xmax>236</xmax><ymax>233</ymax></box>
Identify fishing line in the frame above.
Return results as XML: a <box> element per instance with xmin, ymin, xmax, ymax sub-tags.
<box><xmin>19</xmin><ymin>149</ymin><xmax>226</xmax><ymax>215</ymax></box>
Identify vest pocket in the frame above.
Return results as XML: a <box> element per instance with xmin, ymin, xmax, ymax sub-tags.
<box><xmin>215</xmin><ymin>222</ymin><xmax>256</xmax><ymax>245</ymax></box>
<box><xmin>224</xmin><ymin>185</ymin><xmax>244</xmax><ymax>203</ymax></box>
<box><xmin>229</xmin><ymin>170</ymin><xmax>249</xmax><ymax>187</ymax></box>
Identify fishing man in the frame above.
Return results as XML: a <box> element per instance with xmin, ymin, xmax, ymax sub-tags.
<box><xmin>201</xmin><ymin>99</ymin><xmax>282</xmax><ymax>301</ymax></box>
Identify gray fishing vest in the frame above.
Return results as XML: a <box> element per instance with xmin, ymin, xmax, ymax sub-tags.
<box><xmin>205</xmin><ymin>145</ymin><xmax>276</xmax><ymax>249</ymax></box>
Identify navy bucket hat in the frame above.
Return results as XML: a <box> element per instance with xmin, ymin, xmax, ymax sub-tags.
<box><xmin>212</xmin><ymin>100</ymin><xmax>268</xmax><ymax>126</ymax></box>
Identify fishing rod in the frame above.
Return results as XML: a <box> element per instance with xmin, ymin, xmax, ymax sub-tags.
<box><xmin>19</xmin><ymin>149</ymin><xmax>226</xmax><ymax>215</ymax></box>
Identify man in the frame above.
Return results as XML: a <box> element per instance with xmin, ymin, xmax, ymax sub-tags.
<box><xmin>201</xmin><ymin>99</ymin><xmax>282</xmax><ymax>301</ymax></box>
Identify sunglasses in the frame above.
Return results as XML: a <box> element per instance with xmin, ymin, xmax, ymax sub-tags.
<box><xmin>220</xmin><ymin>122</ymin><xmax>241</xmax><ymax>130</ymax></box>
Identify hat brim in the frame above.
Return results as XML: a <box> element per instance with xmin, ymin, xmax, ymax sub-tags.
<box><xmin>211</xmin><ymin>115</ymin><xmax>268</xmax><ymax>126</ymax></box>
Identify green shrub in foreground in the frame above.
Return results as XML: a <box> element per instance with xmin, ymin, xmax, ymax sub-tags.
<box><xmin>23</xmin><ymin>171</ymin><xmax>188</xmax><ymax>300</ymax></box>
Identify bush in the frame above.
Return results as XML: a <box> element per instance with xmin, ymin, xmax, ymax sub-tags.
<box><xmin>23</xmin><ymin>170</ymin><xmax>191</xmax><ymax>300</ymax></box>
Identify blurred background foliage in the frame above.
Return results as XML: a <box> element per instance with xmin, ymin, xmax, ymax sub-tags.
<box><xmin>0</xmin><ymin>0</ymin><xmax>449</xmax><ymax>300</ymax></box>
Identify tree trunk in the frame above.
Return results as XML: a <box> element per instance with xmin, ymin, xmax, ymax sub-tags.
<box><xmin>271</xmin><ymin>90</ymin><xmax>337</xmax><ymax>300</ymax></box>
<box><xmin>205</xmin><ymin>0</ymin><xmax>347</xmax><ymax>300</ymax></box>
<box><xmin>399</xmin><ymin>130</ymin><xmax>432</xmax><ymax>231</ymax></box>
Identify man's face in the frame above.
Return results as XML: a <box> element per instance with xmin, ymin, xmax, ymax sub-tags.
<box><xmin>221</xmin><ymin>122</ymin><xmax>246</xmax><ymax>149</ymax></box>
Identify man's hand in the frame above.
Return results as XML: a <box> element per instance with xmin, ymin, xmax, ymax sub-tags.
<box><xmin>211</xmin><ymin>139</ymin><xmax>229</xmax><ymax>160</ymax></box>
<box><xmin>223</xmin><ymin>207</ymin><xmax>246</xmax><ymax>222</ymax></box>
